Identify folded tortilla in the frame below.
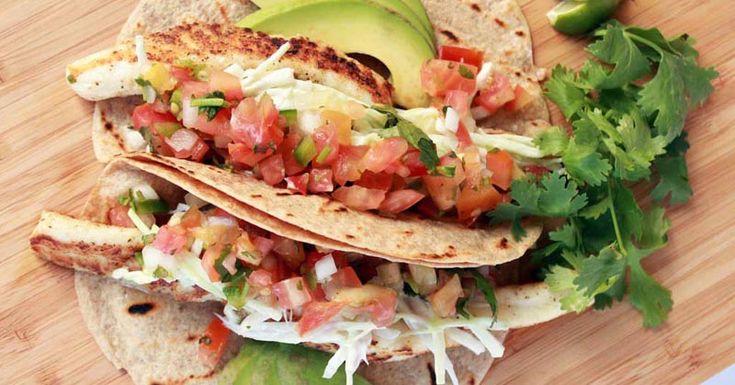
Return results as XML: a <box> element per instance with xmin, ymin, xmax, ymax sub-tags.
<box><xmin>30</xmin><ymin>155</ymin><xmax>567</xmax><ymax>381</ymax></box>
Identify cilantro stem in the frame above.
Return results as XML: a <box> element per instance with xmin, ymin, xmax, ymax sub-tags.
<box><xmin>607</xmin><ymin>180</ymin><xmax>627</xmax><ymax>256</ymax></box>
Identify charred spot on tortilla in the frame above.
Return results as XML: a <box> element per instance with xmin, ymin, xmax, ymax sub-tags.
<box><xmin>275</xmin><ymin>191</ymin><xmax>294</xmax><ymax>196</ymax></box>
<box><xmin>440</xmin><ymin>29</ymin><xmax>460</xmax><ymax>43</ymax></box>
<box><xmin>249</xmin><ymin>194</ymin><xmax>262</xmax><ymax>199</ymax></box>
<box><xmin>470</xmin><ymin>3</ymin><xmax>481</xmax><ymax>12</ymax></box>
<box><xmin>403</xmin><ymin>230</ymin><xmax>414</xmax><ymax>236</ymax></box>
<box><xmin>515</xmin><ymin>30</ymin><xmax>526</xmax><ymax>37</ymax></box>
<box><xmin>186</xmin><ymin>334</ymin><xmax>198</xmax><ymax>342</ymax></box>
<box><xmin>497</xmin><ymin>237</ymin><xmax>510</xmax><ymax>249</ymax></box>
<box><xmin>494</xmin><ymin>18</ymin><xmax>507</xmax><ymax>28</ymax></box>
<box><xmin>346</xmin><ymin>234</ymin><xmax>355</xmax><ymax>239</ymax></box>
<box><xmin>127</xmin><ymin>302</ymin><xmax>156</xmax><ymax>315</ymax></box>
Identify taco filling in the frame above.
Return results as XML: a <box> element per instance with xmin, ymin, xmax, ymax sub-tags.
<box><xmin>119</xmin><ymin>40</ymin><xmax>555</xmax><ymax>225</ymax></box>
<box><xmin>104</xmin><ymin>182</ymin><xmax>531</xmax><ymax>385</ymax></box>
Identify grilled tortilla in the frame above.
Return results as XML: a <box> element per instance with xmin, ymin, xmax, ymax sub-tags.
<box><xmin>30</xmin><ymin>156</ymin><xmax>567</xmax><ymax>380</ymax></box>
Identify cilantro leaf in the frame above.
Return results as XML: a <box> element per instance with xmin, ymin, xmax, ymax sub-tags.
<box><xmin>573</xmin><ymin>245</ymin><xmax>626</xmax><ymax>297</ymax></box>
<box><xmin>637</xmin><ymin>52</ymin><xmax>718</xmax><ymax>143</ymax></box>
<box><xmin>627</xmin><ymin>248</ymin><xmax>673</xmax><ymax>328</ymax></box>
<box><xmin>545</xmin><ymin>265</ymin><xmax>592</xmax><ymax>312</ymax></box>
<box><xmin>587</xmin><ymin>24</ymin><xmax>650</xmax><ymax>89</ymax></box>
<box><xmin>470</xmin><ymin>270</ymin><xmax>498</xmax><ymax>316</ymax></box>
<box><xmin>545</xmin><ymin>65</ymin><xmax>589</xmax><ymax>119</ymax></box>
<box><xmin>533</xmin><ymin>126</ymin><xmax>569</xmax><ymax>156</ymax></box>
<box><xmin>491</xmin><ymin>172</ymin><xmax>587</xmax><ymax>239</ymax></box>
<box><xmin>649</xmin><ymin>134</ymin><xmax>692</xmax><ymax>204</ymax></box>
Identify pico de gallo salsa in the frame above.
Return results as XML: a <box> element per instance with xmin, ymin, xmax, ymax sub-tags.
<box><xmin>127</xmin><ymin>41</ymin><xmax>549</xmax><ymax>225</ymax></box>
<box><xmin>110</xmin><ymin>184</ymin><xmax>506</xmax><ymax>381</ymax></box>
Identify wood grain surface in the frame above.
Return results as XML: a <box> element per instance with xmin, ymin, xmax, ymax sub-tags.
<box><xmin>0</xmin><ymin>0</ymin><xmax>733</xmax><ymax>384</ymax></box>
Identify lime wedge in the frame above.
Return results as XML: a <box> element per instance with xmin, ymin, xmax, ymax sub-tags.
<box><xmin>547</xmin><ymin>0</ymin><xmax>620</xmax><ymax>35</ymax></box>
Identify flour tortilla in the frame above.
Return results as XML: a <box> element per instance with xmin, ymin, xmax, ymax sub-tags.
<box><xmin>34</xmin><ymin>156</ymin><xmax>569</xmax><ymax>384</ymax></box>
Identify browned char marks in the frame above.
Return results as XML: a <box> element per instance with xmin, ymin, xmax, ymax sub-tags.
<box><xmin>494</xmin><ymin>18</ymin><xmax>507</xmax><ymax>28</ymax></box>
<box><xmin>440</xmin><ymin>29</ymin><xmax>459</xmax><ymax>43</ymax></box>
<box><xmin>29</xmin><ymin>234</ymin><xmax>136</xmax><ymax>274</ymax></box>
<box><xmin>497</xmin><ymin>237</ymin><xmax>509</xmax><ymax>249</ymax></box>
<box><xmin>470</xmin><ymin>3</ymin><xmax>481</xmax><ymax>12</ymax></box>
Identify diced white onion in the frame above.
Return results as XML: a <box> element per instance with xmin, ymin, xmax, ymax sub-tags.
<box><xmin>165</xmin><ymin>128</ymin><xmax>198</xmax><ymax>152</ymax></box>
<box><xmin>296</xmin><ymin>109</ymin><xmax>323</xmax><ymax>135</ymax></box>
<box><xmin>141</xmin><ymin>244</ymin><xmax>176</xmax><ymax>273</ymax></box>
<box><xmin>207</xmin><ymin>216</ymin><xmax>237</xmax><ymax>227</ymax></box>
<box><xmin>181</xmin><ymin>98</ymin><xmax>198</xmax><ymax>128</ymax></box>
<box><xmin>121</xmin><ymin>127</ymin><xmax>147</xmax><ymax>151</ymax></box>
<box><xmin>132</xmin><ymin>184</ymin><xmax>160</xmax><ymax>200</ymax></box>
<box><xmin>314</xmin><ymin>254</ymin><xmax>338</xmax><ymax>282</ymax></box>
<box><xmin>476</xmin><ymin>62</ymin><xmax>494</xmax><ymax>87</ymax></box>
<box><xmin>444</xmin><ymin>107</ymin><xmax>460</xmax><ymax>133</ymax></box>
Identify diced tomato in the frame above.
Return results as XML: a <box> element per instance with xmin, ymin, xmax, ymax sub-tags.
<box><xmin>332</xmin><ymin>285</ymin><xmax>397</xmax><ymax>327</ymax></box>
<box><xmin>248</xmin><ymin>269</ymin><xmax>274</xmax><ymax>289</ymax></box>
<box><xmin>198</xmin><ymin>317</ymin><xmax>231</xmax><ymax>368</ymax></box>
<box><xmin>180</xmin><ymin>207</ymin><xmax>204</xmax><ymax>229</ymax></box>
<box><xmin>320</xmin><ymin>110</ymin><xmax>352</xmax><ymax>145</ymax></box>
<box><xmin>331</xmin><ymin>251</ymin><xmax>349</xmax><ymax>268</ymax></box>
<box><xmin>131</xmin><ymin>103</ymin><xmax>178</xmax><ymax>130</ymax></box>
<box><xmin>180</xmin><ymin>80</ymin><xmax>210</xmax><ymax>99</ymax></box>
<box><xmin>332</xmin><ymin>185</ymin><xmax>386</xmax><ymax>211</ymax></box>
<box><xmin>438</xmin><ymin>45</ymin><xmax>484</xmax><ymax>68</ymax></box>
<box><xmin>230</xmin><ymin>96</ymin><xmax>283</xmax><ymax>152</ymax></box>
<box><xmin>333</xmin><ymin>145</ymin><xmax>369</xmax><ymax>185</ymax></box>
<box><xmin>462</xmin><ymin>146</ymin><xmax>486</xmax><ymax>188</ymax></box>
<box><xmin>183</xmin><ymin>102</ymin><xmax>232</xmax><ymax>137</ymax></box>
<box><xmin>272</xmin><ymin>277</ymin><xmax>312</xmax><ymax>309</ymax></box>
<box><xmin>253</xmin><ymin>236</ymin><xmax>274</xmax><ymax>257</ymax></box>
<box><xmin>298</xmin><ymin>301</ymin><xmax>344</xmax><ymax>335</ymax></box>
<box><xmin>379</xmin><ymin>189</ymin><xmax>425</xmax><ymax>214</ymax></box>
<box><xmin>383</xmin><ymin>159</ymin><xmax>410</xmax><ymax>178</ymax></box>
<box><xmin>285</xmin><ymin>173</ymin><xmax>310</xmax><ymax>195</ymax></box>
<box><xmin>279</xmin><ymin>133</ymin><xmax>307</xmax><ymax>176</ymax></box>
<box><xmin>151</xmin><ymin>225</ymin><xmax>187</xmax><ymax>254</ymax></box>
<box><xmin>475</xmin><ymin>72</ymin><xmax>515</xmax><ymax>113</ymax></box>
<box><xmin>312</xmin><ymin>125</ymin><xmax>340</xmax><ymax>166</ymax></box>
<box><xmin>212</xmin><ymin>208</ymin><xmax>237</xmax><ymax>220</ymax></box>
<box><xmin>228</xmin><ymin>142</ymin><xmax>268</xmax><ymax>167</ymax></box>
<box><xmin>422</xmin><ymin>156</ymin><xmax>466</xmax><ymax>211</ymax></box>
<box><xmin>356</xmin><ymin>171</ymin><xmax>393</xmax><ymax>191</ymax></box>
<box><xmin>308</xmin><ymin>168</ymin><xmax>334</xmax><ymax>193</ymax></box>
<box><xmin>171</xmin><ymin>66</ymin><xmax>195</xmax><ymax>84</ymax></box>
<box><xmin>209</xmin><ymin>70</ymin><xmax>244</xmax><ymax>101</ymax></box>
<box><xmin>444</xmin><ymin>90</ymin><xmax>471</xmax><ymax>117</ymax></box>
<box><xmin>524</xmin><ymin>164</ymin><xmax>548</xmax><ymax>178</ymax></box>
<box><xmin>201</xmin><ymin>244</ymin><xmax>224</xmax><ymax>282</ymax></box>
<box><xmin>456</xmin><ymin>184</ymin><xmax>502</xmax><ymax>221</ymax></box>
<box><xmin>403</xmin><ymin>150</ymin><xmax>428</xmax><ymax>177</ymax></box>
<box><xmin>486</xmin><ymin>150</ymin><xmax>514</xmax><ymax>190</ymax></box>
<box><xmin>323</xmin><ymin>267</ymin><xmax>362</xmax><ymax>300</ymax></box>
<box><xmin>420</xmin><ymin>59</ymin><xmax>477</xmax><ymax>98</ymax></box>
<box><xmin>165</xmin><ymin>128</ymin><xmax>209</xmax><ymax>160</ymax></box>
<box><xmin>503</xmin><ymin>85</ymin><xmax>534</xmax><ymax>112</ymax></box>
<box><xmin>108</xmin><ymin>206</ymin><xmax>135</xmax><ymax>227</ymax></box>
<box><xmin>260</xmin><ymin>254</ymin><xmax>288</xmax><ymax>282</ymax></box>
<box><xmin>361</xmin><ymin>137</ymin><xmax>409</xmax><ymax>174</ymax></box>
<box><xmin>455</xmin><ymin>121</ymin><xmax>473</xmax><ymax>149</ymax></box>
<box><xmin>259</xmin><ymin>154</ymin><xmax>285</xmax><ymax>186</ymax></box>
<box><xmin>271</xmin><ymin>235</ymin><xmax>305</xmax><ymax>270</ymax></box>
<box><xmin>428</xmin><ymin>274</ymin><xmax>463</xmax><ymax>318</ymax></box>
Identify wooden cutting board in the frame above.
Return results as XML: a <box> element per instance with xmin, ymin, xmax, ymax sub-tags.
<box><xmin>0</xmin><ymin>0</ymin><xmax>733</xmax><ymax>384</ymax></box>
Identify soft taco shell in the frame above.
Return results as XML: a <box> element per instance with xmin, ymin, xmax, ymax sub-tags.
<box><xmin>130</xmin><ymin>152</ymin><xmax>542</xmax><ymax>267</ymax></box>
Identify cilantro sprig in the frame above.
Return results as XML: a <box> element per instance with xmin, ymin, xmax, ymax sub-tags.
<box><xmin>493</xmin><ymin>22</ymin><xmax>716</xmax><ymax>328</ymax></box>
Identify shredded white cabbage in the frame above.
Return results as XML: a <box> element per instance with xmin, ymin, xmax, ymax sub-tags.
<box><xmin>127</xmin><ymin>207</ymin><xmax>158</xmax><ymax>235</ymax></box>
<box><xmin>476</xmin><ymin>62</ymin><xmax>494</xmax><ymax>87</ymax></box>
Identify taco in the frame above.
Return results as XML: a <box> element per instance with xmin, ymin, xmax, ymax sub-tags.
<box><xmin>65</xmin><ymin>17</ymin><xmax>556</xmax><ymax>265</ymax></box>
<box><xmin>31</xmin><ymin>155</ymin><xmax>566</xmax><ymax>384</ymax></box>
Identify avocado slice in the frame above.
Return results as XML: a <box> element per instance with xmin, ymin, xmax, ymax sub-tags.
<box><xmin>238</xmin><ymin>0</ymin><xmax>434</xmax><ymax>107</ymax></box>
<box><xmin>220</xmin><ymin>340</ymin><xmax>373</xmax><ymax>385</ymax></box>
<box><xmin>250</xmin><ymin>0</ymin><xmax>435</xmax><ymax>48</ymax></box>
<box><xmin>399</xmin><ymin>0</ymin><xmax>434</xmax><ymax>34</ymax></box>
